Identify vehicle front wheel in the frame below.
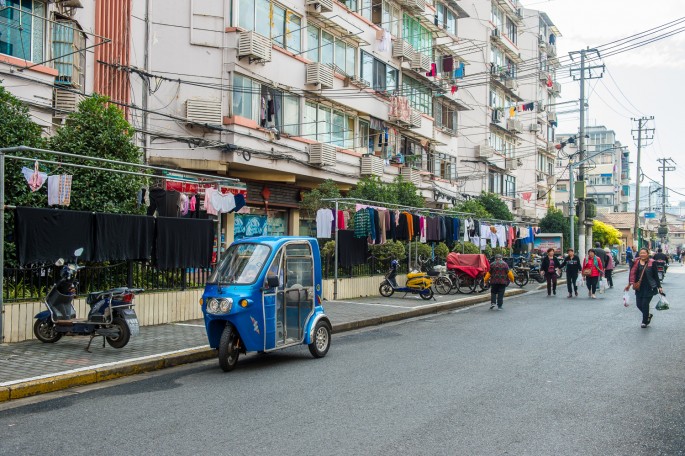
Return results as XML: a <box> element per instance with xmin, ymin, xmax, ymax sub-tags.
<box><xmin>433</xmin><ymin>276</ymin><xmax>452</xmax><ymax>295</ymax></box>
<box><xmin>420</xmin><ymin>288</ymin><xmax>434</xmax><ymax>300</ymax></box>
<box><xmin>514</xmin><ymin>273</ymin><xmax>528</xmax><ymax>287</ymax></box>
<box><xmin>218</xmin><ymin>325</ymin><xmax>240</xmax><ymax>372</ymax></box>
<box><xmin>308</xmin><ymin>321</ymin><xmax>331</xmax><ymax>358</ymax></box>
<box><xmin>33</xmin><ymin>319</ymin><xmax>62</xmax><ymax>343</ymax></box>
<box><xmin>379</xmin><ymin>282</ymin><xmax>394</xmax><ymax>297</ymax></box>
<box><xmin>106</xmin><ymin>317</ymin><xmax>131</xmax><ymax>348</ymax></box>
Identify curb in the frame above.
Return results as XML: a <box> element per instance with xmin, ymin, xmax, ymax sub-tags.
<box><xmin>0</xmin><ymin>286</ymin><xmax>525</xmax><ymax>403</ymax></box>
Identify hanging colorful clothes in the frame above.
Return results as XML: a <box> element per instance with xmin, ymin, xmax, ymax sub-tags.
<box><xmin>22</xmin><ymin>163</ymin><xmax>47</xmax><ymax>192</ymax></box>
<box><xmin>47</xmin><ymin>174</ymin><xmax>72</xmax><ymax>206</ymax></box>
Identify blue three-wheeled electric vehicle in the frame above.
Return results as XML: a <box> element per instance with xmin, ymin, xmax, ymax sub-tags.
<box><xmin>201</xmin><ymin>237</ymin><xmax>332</xmax><ymax>371</ymax></box>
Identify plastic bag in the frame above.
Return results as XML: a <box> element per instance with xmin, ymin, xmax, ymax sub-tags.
<box><xmin>656</xmin><ymin>294</ymin><xmax>670</xmax><ymax>311</ymax></box>
<box><xmin>599</xmin><ymin>278</ymin><xmax>606</xmax><ymax>294</ymax></box>
<box><xmin>576</xmin><ymin>276</ymin><xmax>583</xmax><ymax>289</ymax></box>
<box><xmin>623</xmin><ymin>291</ymin><xmax>633</xmax><ymax>307</ymax></box>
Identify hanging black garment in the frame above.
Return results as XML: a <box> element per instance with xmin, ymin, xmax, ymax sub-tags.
<box><xmin>147</xmin><ymin>189</ymin><xmax>181</xmax><ymax>217</ymax></box>
<box><xmin>396</xmin><ymin>213</ymin><xmax>409</xmax><ymax>241</ymax></box>
<box><xmin>93</xmin><ymin>213</ymin><xmax>154</xmax><ymax>261</ymax></box>
<box><xmin>373</xmin><ymin>209</ymin><xmax>382</xmax><ymax>244</ymax></box>
<box><xmin>389</xmin><ymin>211</ymin><xmax>397</xmax><ymax>241</ymax></box>
<box><xmin>337</xmin><ymin>230</ymin><xmax>369</xmax><ymax>267</ymax></box>
<box><xmin>439</xmin><ymin>217</ymin><xmax>447</xmax><ymax>242</ymax></box>
<box><xmin>426</xmin><ymin>217</ymin><xmax>439</xmax><ymax>242</ymax></box>
<box><xmin>412</xmin><ymin>214</ymin><xmax>421</xmax><ymax>241</ymax></box>
<box><xmin>155</xmin><ymin>217</ymin><xmax>215</xmax><ymax>269</ymax></box>
<box><xmin>445</xmin><ymin>217</ymin><xmax>453</xmax><ymax>243</ymax></box>
<box><xmin>15</xmin><ymin>207</ymin><xmax>95</xmax><ymax>265</ymax></box>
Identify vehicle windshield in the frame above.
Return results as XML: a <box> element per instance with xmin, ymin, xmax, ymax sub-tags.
<box><xmin>208</xmin><ymin>243</ymin><xmax>271</xmax><ymax>285</ymax></box>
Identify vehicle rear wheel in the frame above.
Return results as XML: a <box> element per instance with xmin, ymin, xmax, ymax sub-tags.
<box><xmin>308</xmin><ymin>321</ymin><xmax>331</xmax><ymax>358</ymax></box>
<box><xmin>457</xmin><ymin>276</ymin><xmax>477</xmax><ymax>294</ymax></box>
<box><xmin>33</xmin><ymin>319</ymin><xmax>62</xmax><ymax>343</ymax></box>
<box><xmin>379</xmin><ymin>282</ymin><xmax>394</xmax><ymax>297</ymax></box>
<box><xmin>420</xmin><ymin>288</ymin><xmax>434</xmax><ymax>300</ymax></box>
<box><xmin>514</xmin><ymin>272</ymin><xmax>528</xmax><ymax>287</ymax></box>
<box><xmin>106</xmin><ymin>317</ymin><xmax>131</xmax><ymax>348</ymax></box>
<box><xmin>433</xmin><ymin>276</ymin><xmax>452</xmax><ymax>295</ymax></box>
<box><xmin>218</xmin><ymin>325</ymin><xmax>240</xmax><ymax>372</ymax></box>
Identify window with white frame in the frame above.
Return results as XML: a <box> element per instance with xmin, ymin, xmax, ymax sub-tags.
<box><xmin>403</xmin><ymin>76</ymin><xmax>432</xmax><ymax>115</ymax></box>
<box><xmin>505</xmin><ymin>17</ymin><xmax>517</xmax><ymax>45</ymax></box>
<box><xmin>402</xmin><ymin>13</ymin><xmax>431</xmax><ymax>58</ymax></box>
<box><xmin>303</xmin><ymin>101</ymin><xmax>359</xmax><ymax>149</ymax></box>
<box><xmin>436</xmin><ymin>2</ymin><xmax>457</xmax><ymax>35</ymax></box>
<box><xmin>433</xmin><ymin>98</ymin><xmax>457</xmax><ymax>133</ymax></box>
<box><xmin>360</xmin><ymin>51</ymin><xmax>398</xmax><ymax>92</ymax></box>
<box><xmin>0</xmin><ymin>0</ymin><xmax>46</xmax><ymax>62</ymax></box>
<box><xmin>439</xmin><ymin>154</ymin><xmax>457</xmax><ymax>180</ymax></box>
<box><xmin>504</xmin><ymin>175</ymin><xmax>516</xmax><ymax>197</ymax></box>
<box><xmin>359</xmin><ymin>0</ymin><xmax>401</xmax><ymax>37</ymax></box>
<box><xmin>237</xmin><ymin>0</ymin><xmax>301</xmax><ymax>52</ymax></box>
<box><xmin>52</xmin><ymin>17</ymin><xmax>86</xmax><ymax>89</ymax></box>
<box><xmin>232</xmin><ymin>74</ymin><xmax>301</xmax><ymax>136</ymax></box>
<box><xmin>306</xmin><ymin>25</ymin><xmax>356</xmax><ymax>76</ymax></box>
<box><xmin>491</xmin><ymin>4</ymin><xmax>503</xmax><ymax>31</ymax></box>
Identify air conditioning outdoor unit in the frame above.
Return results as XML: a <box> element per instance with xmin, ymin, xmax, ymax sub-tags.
<box><xmin>547</xmin><ymin>175</ymin><xmax>557</xmax><ymax>186</ymax></box>
<box><xmin>360</xmin><ymin>155</ymin><xmax>384</xmax><ymax>176</ymax></box>
<box><xmin>306</xmin><ymin>62</ymin><xmax>334</xmax><ymax>89</ymax></box>
<box><xmin>547</xmin><ymin>43</ymin><xmax>557</xmax><ymax>57</ymax></box>
<box><xmin>305</xmin><ymin>0</ymin><xmax>334</xmax><ymax>13</ymax></box>
<box><xmin>552</xmin><ymin>81</ymin><xmax>561</xmax><ymax>95</ymax></box>
<box><xmin>513</xmin><ymin>197</ymin><xmax>522</xmax><ymax>209</ymax></box>
<box><xmin>397</xmin><ymin>0</ymin><xmax>426</xmax><ymax>13</ymax></box>
<box><xmin>539</xmin><ymin>71</ymin><xmax>549</xmax><ymax>83</ymax></box>
<box><xmin>392</xmin><ymin>39</ymin><xmax>414</xmax><ymax>61</ymax></box>
<box><xmin>409</xmin><ymin>109</ymin><xmax>422</xmax><ymax>128</ymax></box>
<box><xmin>411</xmin><ymin>51</ymin><xmax>431</xmax><ymax>72</ymax></box>
<box><xmin>53</xmin><ymin>89</ymin><xmax>83</xmax><ymax>118</ymax></box>
<box><xmin>505</xmin><ymin>158</ymin><xmax>518</xmax><ymax>171</ymax></box>
<box><xmin>400</xmin><ymin>166</ymin><xmax>422</xmax><ymax>186</ymax></box>
<box><xmin>475</xmin><ymin>144</ymin><xmax>494</xmax><ymax>159</ymax></box>
<box><xmin>529</xmin><ymin>123</ymin><xmax>541</xmax><ymax>132</ymax></box>
<box><xmin>186</xmin><ymin>98</ymin><xmax>222</xmax><ymax>125</ymax></box>
<box><xmin>504</xmin><ymin>79</ymin><xmax>518</xmax><ymax>91</ymax></box>
<box><xmin>238</xmin><ymin>31</ymin><xmax>272</xmax><ymax>63</ymax></box>
<box><xmin>506</xmin><ymin>119</ymin><xmax>522</xmax><ymax>133</ymax></box>
<box><xmin>309</xmin><ymin>143</ymin><xmax>337</xmax><ymax>166</ymax></box>
<box><xmin>547</xmin><ymin>111</ymin><xmax>558</xmax><ymax>123</ymax></box>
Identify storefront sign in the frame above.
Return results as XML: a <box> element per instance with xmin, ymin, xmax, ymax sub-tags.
<box><xmin>533</xmin><ymin>233</ymin><xmax>563</xmax><ymax>252</ymax></box>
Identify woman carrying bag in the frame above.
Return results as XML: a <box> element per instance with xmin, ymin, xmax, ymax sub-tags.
<box><xmin>541</xmin><ymin>248</ymin><xmax>563</xmax><ymax>296</ymax></box>
<box><xmin>624</xmin><ymin>247</ymin><xmax>663</xmax><ymax>328</ymax></box>
<box><xmin>582</xmin><ymin>249</ymin><xmax>603</xmax><ymax>299</ymax></box>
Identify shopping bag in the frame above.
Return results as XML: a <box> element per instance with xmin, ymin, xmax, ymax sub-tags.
<box><xmin>622</xmin><ymin>291</ymin><xmax>633</xmax><ymax>307</ymax></box>
<box><xmin>599</xmin><ymin>278</ymin><xmax>606</xmax><ymax>294</ymax></box>
<box><xmin>575</xmin><ymin>276</ymin><xmax>583</xmax><ymax>289</ymax></box>
<box><xmin>656</xmin><ymin>294</ymin><xmax>670</xmax><ymax>311</ymax></box>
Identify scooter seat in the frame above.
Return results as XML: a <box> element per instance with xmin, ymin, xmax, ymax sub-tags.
<box><xmin>55</xmin><ymin>319</ymin><xmax>89</xmax><ymax>325</ymax></box>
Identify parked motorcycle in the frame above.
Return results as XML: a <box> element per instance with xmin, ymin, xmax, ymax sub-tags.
<box><xmin>655</xmin><ymin>260</ymin><xmax>667</xmax><ymax>282</ymax></box>
<box><xmin>33</xmin><ymin>248</ymin><xmax>142</xmax><ymax>352</ymax></box>
<box><xmin>379</xmin><ymin>259</ymin><xmax>435</xmax><ymax>300</ymax></box>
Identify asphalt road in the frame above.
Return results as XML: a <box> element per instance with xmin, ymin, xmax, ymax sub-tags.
<box><xmin>1</xmin><ymin>266</ymin><xmax>684</xmax><ymax>456</ymax></box>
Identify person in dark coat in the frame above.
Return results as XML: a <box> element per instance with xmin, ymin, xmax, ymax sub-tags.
<box><xmin>541</xmin><ymin>248</ymin><xmax>563</xmax><ymax>296</ymax></box>
<box><xmin>560</xmin><ymin>248</ymin><xmax>582</xmax><ymax>298</ymax></box>
<box><xmin>592</xmin><ymin>241</ymin><xmax>609</xmax><ymax>270</ymax></box>
<box><xmin>625</xmin><ymin>247</ymin><xmax>663</xmax><ymax>328</ymax></box>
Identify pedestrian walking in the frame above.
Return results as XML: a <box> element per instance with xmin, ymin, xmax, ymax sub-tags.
<box><xmin>582</xmin><ymin>249</ymin><xmax>604</xmax><ymax>299</ymax></box>
<box><xmin>624</xmin><ymin>247</ymin><xmax>663</xmax><ymax>328</ymax></box>
<box><xmin>603</xmin><ymin>247</ymin><xmax>615</xmax><ymax>288</ymax></box>
<box><xmin>484</xmin><ymin>254</ymin><xmax>515</xmax><ymax>310</ymax></box>
<box><xmin>592</xmin><ymin>241</ymin><xmax>609</xmax><ymax>269</ymax></box>
<box><xmin>626</xmin><ymin>246</ymin><xmax>634</xmax><ymax>269</ymax></box>
<box><xmin>561</xmin><ymin>248</ymin><xmax>581</xmax><ymax>298</ymax></box>
<box><xmin>541</xmin><ymin>248</ymin><xmax>562</xmax><ymax>296</ymax></box>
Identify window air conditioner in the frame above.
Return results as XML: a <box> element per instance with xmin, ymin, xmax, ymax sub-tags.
<box><xmin>309</xmin><ymin>143</ymin><xmax>337</xmax><ymax>166</ymax></box>
<box><xmin>238</xmin><ymin>31</ymin><xmax>272</xmax><ymax>63</ymax></box>
<box><xmin>306</xmin><ymin>63</ymin><xmax>334</xmax><ymax>89</ymax></box>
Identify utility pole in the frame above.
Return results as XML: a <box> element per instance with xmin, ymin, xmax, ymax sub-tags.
<box><xmin>657</xmin><ymin>158</ymin><xmax>675</xmax><ymax>249</ymax></box>
<box><xmin>569</xmin><ymin>48</ymin><xmax>604</xmax><ymax>260</ymax></box>
<box><xmin>631</xmin><ymin>116</ymin><xmax>655</xmax><ymax>249</ymax></box>
<box><xmin>142</xmin><ymin>0</ymin><xmax>151</xmax><ymax>164</ymax></box>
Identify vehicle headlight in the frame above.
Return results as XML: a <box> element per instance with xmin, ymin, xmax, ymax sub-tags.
<box><xmin>207</xmin><ymin>298</ymin><xmax>220</xmax><ymax>314</ymax></box>
<box><xmin>219</xmin><ymin>298</ymin><xmax>233</xmax><ymax>314</ymax></box>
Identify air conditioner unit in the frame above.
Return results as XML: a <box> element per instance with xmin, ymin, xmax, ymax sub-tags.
<box><xmin>539</xmin><ymin>71</ymin><xmax>549</xmax><ymax>83</ymax></box>
<box><xmin>238</xmin><ymin>31</ymin><xmax>272</xmax><ymax>63</ymax></box>
<box><xmin>547</xmin><ymin>43</ymin><xmax>557</xmax><ymax>57</ymax></box>
<box><xmin>186</xmin><ymin>98</ymin><xmax>222</xmax><ymax>125</ymax></box>
<box><xmin>411</xmin><ymin>51</ymin><xmax>431</xmax><ymax>73</ymax></box>
<box><xmin>409</xmin><ymin>109</ymin><xmax>422</xmax><ymax>128</ymax></box>
<box><xmin>397</xmin><ymin>0</ymin><xmax>426</xmax><ymax>13</ymax></box>
<box><xmin>513</xmin><ymin>197</ymin><xmax>522</xmax><ymax>209</ymax></box>
<box><xmin>309</xmin><ymin>143</ymin><xmax>337</xmax><ymax>166</ymax></box>
<box><xmin>529</xmin><ymin>123</ymin><xmax>541</xmax><ymax>132</ymax></box>
<box><xmin>475</xmin><ymin>144</ymin><xmax>494</xmax><ymax>159</ymax></box>
<box><xmin>360</xmin><ymin>155</ymin><xmax>384</xmax><ymax>177</ymax></box>
<box><xmin>53</xmin><ymin>89</ymin><xmax>83</xmax><ymax>118</ymax></box>
<box><xmin>305</xmin><ymin>0</ymin><xmax>334</xmax><ymax>13</ymax></box>
<box><xmin>392</xmin><ymin>39</ymin><xmax>414</xmax><ymax>61</ymax></box>
<box><xmin>504</xmin><ymin>79</ymin><xmax>518</xmax><ymax>91</ymax></box>
<box><xmin>505</xmin><ymin>158</ymin><xmax>518</xmax><ymax>171</ymax></box>
<box><xmin>306</xmin><ymin>62</ymin><xmax>334</xmax><ymax>89</ymax></box>
<box><xmin>522</xmin><ymin>208</ymin><xmax>537</xmax><ymax>218</ymax></box>
<box><xmin>492</xmin><ymin>28</ymin><xmax>500</xmax><ymax>38</ymax></box>
<box><xmin>506</xmin><ymin>119</ymin><xmax>522</xmax><ymax>133</ymax></box>
<box><xmin>547</xmin><ymin>175</ymin><xmax>557</xmax><ymax>186</ymax></box>
<box><xmin>552</xmin><ymin>81</ymin><xmax>561</xmax><ymax>95</ymax></box>
<box><xmin>400</xmin><ymin>166</ymin><xmax>422</xmax><ymax>186</ymax></box>
<box><xmin>547</xmin><ymin>111</ymin><xmax>558</xmax><ymax>123</ymax></box>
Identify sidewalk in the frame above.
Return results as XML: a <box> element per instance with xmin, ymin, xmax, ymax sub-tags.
<box><xmin>0</xmin><ymin>268</ymin><xmax>626</xmax><ymax>402</ymax></box>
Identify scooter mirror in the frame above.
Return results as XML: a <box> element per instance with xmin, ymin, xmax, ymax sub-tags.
<box><xmin>74</xmin><ymin>247</ymin><xmax>84</xmax><ymax>257</ymax></box>
<box><xmin>55</xmin><ymin>258</ymin><xmax>65</xmax><ymax>266</ymax></box>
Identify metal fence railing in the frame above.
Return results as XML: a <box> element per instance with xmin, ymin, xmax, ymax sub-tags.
<box><xmin>3</xmin><ymin>262</ymin><xmax>211</xmax><ymax>302</ymax></box>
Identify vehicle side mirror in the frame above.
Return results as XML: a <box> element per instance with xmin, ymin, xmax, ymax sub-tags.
<box><xmin>266</xmin><ymin>274</ymin><xmax>279</xmax><ymax>288</ymax></box>
<box><xmin>55</xmin><ymin>258</ymin><xmax>65</xmax><ymax>266</ymax></box>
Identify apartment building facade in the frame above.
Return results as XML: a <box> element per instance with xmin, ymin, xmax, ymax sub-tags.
<box><xmin>1</xmin><ymin>0</ymin><xmax>563</xmax><ymax>242</ymax></box>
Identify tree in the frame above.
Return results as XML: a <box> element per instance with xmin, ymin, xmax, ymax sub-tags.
<box><xmin>348</xmin><ymin>176</ymin><xmax>423</xmax><ymax>208</ymax></box>
<box><xmin>49</xmin><ymin>95</ymin><xmax>145</xmax><ymax>214</ymax></box>
<box><xmin>0</xmin><ymin>85</ymin><xmax>48</xmax><ymax>265</ymax></box>
<box><xmin>539</xmin><ymin>207</ymin><xmax>578</xmax><ymax>251</ymax></box>
<box><xmin>593</xmin><ymin>220</ymin><xmax>621</xmax><ymax>247</ymax></box>
<box><xmin>300</xmin><ymin>179</ymin><xmax>341</xmax><ymax>217</ymax></box>
<box><xmin>393</xmin><ymin>177</ymin><xmax>424</xmax><ymax>208</ymax></box>
<box><xmin>452</xmin><ymin>199</ymin><xmax>491</xmax><ymax>219</ymax></box>
<box><xmin>476</xmin><ymin>192</ymin><xmax>514</xmax><ymax>221</ymax></box>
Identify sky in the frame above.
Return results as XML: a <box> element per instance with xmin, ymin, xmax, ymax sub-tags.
<box><xmin>520</xmin><ymin>0</ymin><xmax>685</xmax><ymax>210</ymax></box>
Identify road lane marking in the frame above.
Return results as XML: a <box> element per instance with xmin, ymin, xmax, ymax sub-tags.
<box><xmin>172</xmin><ymin>323</ymin><xmax>205</xmax><ymax>328</ymax></box>
<box><xmin>328</xmin><ymin>301</ymin><xmax>415</xmax><ymax>309</ymax></box>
